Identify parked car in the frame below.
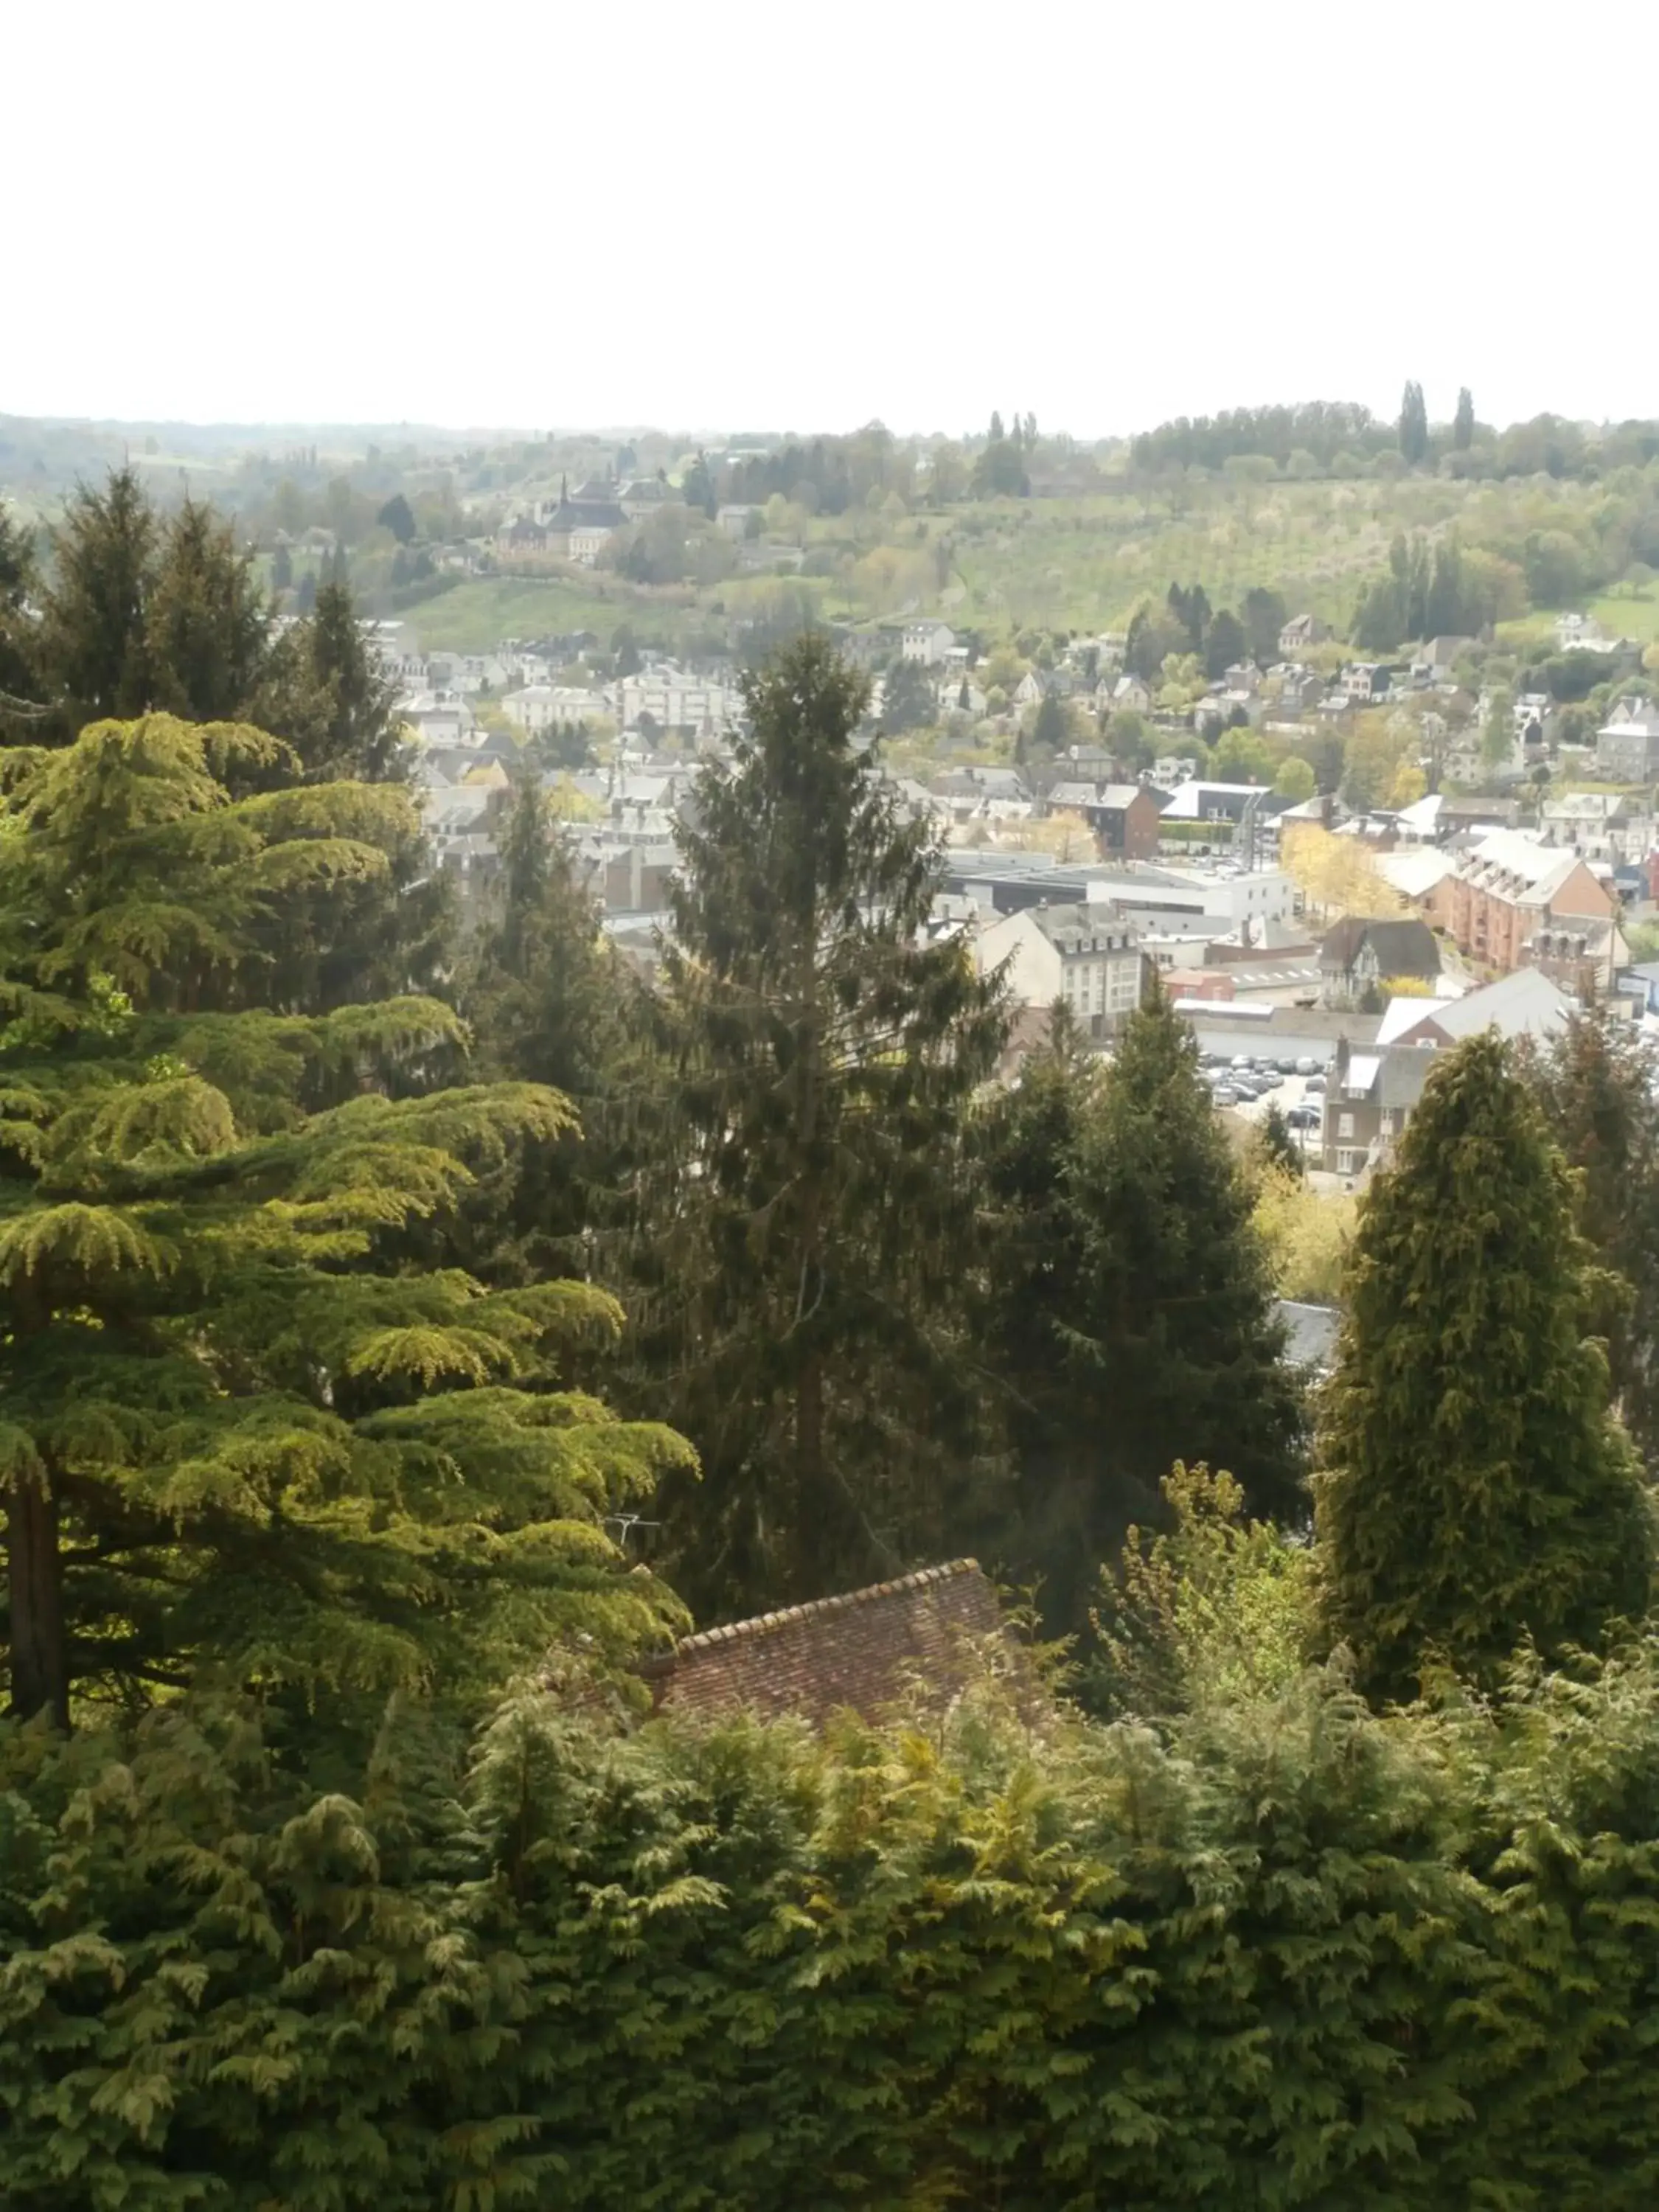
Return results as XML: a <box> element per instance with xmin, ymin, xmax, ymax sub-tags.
<box><xmin>1285</xmin><ymin>1103</ymin><xmax>1321</xmax><ymax>1130</ymax></box>
<box><xmin>1211</xmin><ymin>1085</ymin><xmax>1239</xmax><ymax>1107</ymax></box>
<box><xmin>1304</xmin><ymin>1074</ymin><xmax>1326</xmax><ymax>1094</ymax></box>
<box><xmin>1230</xmin><ymin>1053</ymin><xmax>1256</xmax><ymax>1071</ymax></box>
<box><xmin>1294</xmin><ymin>1056</ymin><xmax>1321</xmax><ymax>1076</ymax></box>
<box><xmin>1255</xmin><ymin>1071</ymin><xmax>1284</xmax><ymax>1092</ymax></box>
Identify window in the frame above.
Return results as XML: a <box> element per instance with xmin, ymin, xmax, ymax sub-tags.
<box><xmin>1381</xmin><ymin>1110</ymin><xmax>1396</xmax><ymax>1135</ymax></box>
<box><xmin>1338</xmin><ymin>1113</ymin><xmax>1355</xmax><ymax>1138</ymax></box>
<box><xmin>1337</xmin><ymin>1149</ymin><xmax>1358</xmax><ymax>1175</ymax></box>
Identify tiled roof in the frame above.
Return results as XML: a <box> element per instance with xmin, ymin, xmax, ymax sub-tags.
<box><xmin>642</xmin><ymin>1559</ymin><xmax>1011</xmax><ymax>1726</ymax></box>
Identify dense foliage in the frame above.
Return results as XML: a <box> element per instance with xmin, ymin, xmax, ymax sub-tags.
<box><xmin>619</xmin><ymin>634</ymin><xmax>1009</xmax><ymax>1615</ymax></box>
<box><xmin>1317</xmin><ymin>1032</ymin><xmax>1653</xmax><ymax>1703</ymax></box>
<box><xmin>980</xmin><ymin>999</ymin><xmax>1302</xmax><ymax>1633</ymax></box>
<box><xmin>14</xmin><ymin>1642</ymin><xmax>1659</xmax><ymax>2208</ymax></box>
<box><xmin>0</xmin><ymin>715</ymin><xmax>690</xmax><ymax>1726</ymax></box>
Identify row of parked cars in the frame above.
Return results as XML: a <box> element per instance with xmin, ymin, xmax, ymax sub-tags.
<box><xmin>1200</xmin><ymin>1049</ymin><xmax>1328</xmax><ymax>1119</ymax></box>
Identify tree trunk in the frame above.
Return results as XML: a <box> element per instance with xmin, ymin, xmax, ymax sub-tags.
<box><xmin>7</xmin><ymin>1468</ymin><xmax>69</xmax><ymax>1729</ymax></box>
<box><xmin>793</xmin><ymin>1347</ymin><xmax>852</xmax><ymax>1599</ymax></box>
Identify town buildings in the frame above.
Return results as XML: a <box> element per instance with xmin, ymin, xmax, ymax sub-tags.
<box><xmin>974</xmin><ymin>902</ymin><xmax>1147</xmax><ymax>1037</ymax></box>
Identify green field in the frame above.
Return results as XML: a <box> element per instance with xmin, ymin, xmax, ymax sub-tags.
<box><xmin>1590</xmin><ymin>585</ymin><xmax>1659</xmax><ymax>645</ymax></box>
<box><xmin>402</xmin><ymin>467</ymin><xmax>1658</xmax><ymax>660</ymax></box>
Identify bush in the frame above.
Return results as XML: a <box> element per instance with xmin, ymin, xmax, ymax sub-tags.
<box><xmin>13</xmin><ymin>1646</ymin><xmax>1659</xmax><ymax>2207</ymax></box>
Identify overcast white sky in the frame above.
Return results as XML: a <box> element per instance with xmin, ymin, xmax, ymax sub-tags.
<box><xmin>8</xmin><ymin>0</ymin><xmax>1655</xmax><ymax>440</ymax></box>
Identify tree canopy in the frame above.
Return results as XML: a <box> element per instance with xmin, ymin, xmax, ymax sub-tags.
<box><xmin>1317</xmin><ymin>1033</ymin><xmax>1652</xmax><ymax>1703</ymax></box>
<box><xmin>0</xmin><ymin>715</ymin><xmax>689</xmax><ymax>1728</ymax></box>
<box><xmin>617</xmin><ymin>633</ymin><xmax>1008</xmax><ymax>1616</ymax></box>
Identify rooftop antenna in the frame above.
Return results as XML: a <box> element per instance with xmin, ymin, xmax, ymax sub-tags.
<box><xmin>603</xmin><ymin>1512</ymin><xmax>662</xmax><ymax>1554</ymax></box>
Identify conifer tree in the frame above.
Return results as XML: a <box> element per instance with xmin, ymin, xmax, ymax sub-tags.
<box><xmin>1453</xmin><ymin>386</ymin><xmax>1475</xmax><ymax>451</ymax></box>
<box><xmin>623</xmin><ymin>633</ymin><xmax>1008</xmax><ymax>1615</ymax></box>
<box><xmin>1398</xmin><ymin>380</ymin><xmax>1430</xmax><ymax>466</ymax></box>
<box><xmin>977</xmin><ymin>1011</ymin><xmax>1103</xmax><ymax>1621</ymax></box>
<box><xmin>34</xmin><ymin>465</ymin><xmax>160</xmax><ymax>735</ymax></box>
<box><xmin>0</xmin><ymin>716</ymin><xmax>691</xmax><ymax>1727</ymax></box>
<box><xmin>1317</xmin><ymin>1033</ymin><xmax>1652</xmax><ymax>1703</ymax></box>
<box><xmin>0</xmin><ymin>499</ymin><xmax>44</xmax><ymax>731</ymax></box>
<box><xmin>987</xmin><ymin>987</ymin><xmax>1302</xmax><ymax>1628</ymax></box>
<box><xmin>458</xmin><ymin>771</ymin><xmax>645</xmax><ymax>1273</ymax></box>
<box><xmin>1526</xmin><ymin>1012</ymin><xmax>1659</xmax><ymax>1468</ymax></box>
<box><xmin>147</xmin><ymin>495</ymin><xmax>271</xmax><ymax>723</ymax></box>
<box><xmin>262</xmin><ymin>576</ymin><xmax>405</xmax><ymax>783</ymax></box>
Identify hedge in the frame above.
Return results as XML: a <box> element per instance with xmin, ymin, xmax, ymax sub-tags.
<box><xmin>5</xmin><ymin>1655</ymin><xmax>1659</xmax><ymax>2209</ymax></box>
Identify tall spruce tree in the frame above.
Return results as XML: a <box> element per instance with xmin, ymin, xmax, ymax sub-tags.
<box><xmin>34</xmin><ymin>466</ymin><xmax>160</xmax><ymax>735</ymax></box>
<box><xmin>457</xmin><ymin>771</ymin><xmax>646</xmax><ymax>1276</ymax></box>
<box><xmin>1526</xmin><ymin>1012</ymin><xmax>1659</xmax><ymax>1470</ymax></box>
<box><xmin>0</xmin><ymin>716</ymin><xmax>691</xmax><ymax>1727</ymax></box>
<box><xmin>262</xmin><ymin>575</ymin><xmax>406</xmax><ymax>783</ymax></box>
<box><xmin>148</xmin><ymin>495</ymin><xmax>271</xmax><ymax>723</ymax></box>
<box><xmin>977</xmin><ymin>1012</ymin><xmax>1106</xmax><ymax>1626</ymax></box>
<box><xmin>1453</xmin><ymin>386</ymin><xmax>1475</xmax><ymax>451</ymax></box>
<box><xmin>623</xmin><ymin>633</ymin><xmax>1008</xmax><ymax>1615</ymax></box>
<box><xmin>1317</xmin><ymin>1033</ymin><xmax>1652</xmax><ymax>1703</ymax></box>
<box><xmin>982</xmin><ymin>986</ymin><xmax>1302</xmax><ymax>1630</ymax></box>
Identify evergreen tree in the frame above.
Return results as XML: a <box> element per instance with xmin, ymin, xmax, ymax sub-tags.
<box><xmin>879</xmin><ymin>655</ymin><xmax>934</xmax><ymax>735</ymax></box>
<box><xmin>1316</xmin><ymin>1034</ymin><xmax>1652</xmax><ymax>1704</ymax></box>
<box><xmin>263</xmin><ymin>576</ymin><xmax>403</xmax><ymax>782</ymax></box>
<box><xmin>1166</xmin><ymin>581</ymin><xmax>1212</xmax><ymax>657</ymax></box>
<box><xmin>1453</xmin><ymin>386</ymin><xmax>1475</xmax><ymax>451</ymax></box>
<box><xmin>376</xmin><ymin>492</ymin><xmax>417</xmax><ymax>544</ymax></box>
<box><xmin>1398</xmin><ymin>380</ymin><xmax>1430</xmax><ymax>465</ymax></box>
<box><xmin>0</xmin><ymin>716</ymin><xmax>690</xmax><ymax>1727</ymax></box>
<box><xmin>148</xmin><ymin>496</ymin><xmax>271</xmax><ymax>723</ymax></box>
<box><xmin>1527</xmin><ymin>1012</ymin><xmax>1659</xmax><ymax>1470</ymax></box>
<box><xmin>458</xmin><ymin>772</ymin><xmax>644</xmax><ymax>1273</ymax></box>
<box><xmin>1424</xmin><ymin>535</ymin><xmax>1470</xmax><ymax>641</ymax></box>
<box><xmin>981</xmin><ymin>991</ymin><xmax>1303</xmax><ymax>1631</ymax></box>
<box><xmin>1203</xmin><ymin>608</ymin><xmax>1248</xmax><ymax>681</ymax></box>
<box><xmin>622</xmin><ymin>633</ymin><xmax>1009</xmax><ymax>1615</ymax></box>
<box><xmin>34</xmin><ymin>465</ymin><xmax>160</xmax><ymax>736</ymax></box>
<box><xmin>1027</xmin><ymin>686</ymin><xmax>1069</xmax><ymax>756</ymax></box>
<box><xmin>0</xmin><ymin>499</ymin><xmax>45</xmax><ymax>734</ymax></box>
<box><xmin>1241</xmin><ymin>586</ymin><xmax>1289</xmax><ymax>668</ymax></box>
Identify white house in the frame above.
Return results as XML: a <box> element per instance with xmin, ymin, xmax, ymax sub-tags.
<box><xmin>902</xmin><ymin>621</ymin><xmax>956</xmax><ymax>667</ymax></box>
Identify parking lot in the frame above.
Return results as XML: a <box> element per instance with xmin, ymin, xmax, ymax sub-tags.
<box><xmin>1198</xmin><ymin>1054</ymin><xmax>1325</xmax><ymax>1156</ymax></box>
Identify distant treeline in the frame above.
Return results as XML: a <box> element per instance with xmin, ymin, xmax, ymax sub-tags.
<box><xmin>1131</xmin><ymin>402</ymin><xmax>1659</xmax><ymax>481</ymax></box>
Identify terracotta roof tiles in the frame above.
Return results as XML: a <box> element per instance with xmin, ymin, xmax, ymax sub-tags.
<box><xmin>642</xmin><ymin>1559</ymin><xmax>1012</xmax><ymax>1727</ymax></box>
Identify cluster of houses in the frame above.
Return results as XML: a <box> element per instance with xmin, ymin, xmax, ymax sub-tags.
<box><xmin>366</xmin><ymin>598</ymin><xmax>1659</xmax><ymax>1196</ymax></box>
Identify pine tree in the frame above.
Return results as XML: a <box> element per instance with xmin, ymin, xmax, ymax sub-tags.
<box><xmin>0</xmin><ymin>716</ymin><xmax>691</xmax><ymax>1726</ymax></box>
<box><xmin>1065</xmin><ymin>991</ymin><xmax>1303</xmax><ymax>1498</ymax></box>
<box><xmin>147</xmin><ymin>496</ymin><xmax>271</xmax><ymax>722</ymax></box>
<box><xmin>1198</xmin><ymin>608</ymin><xmax>1244</xmax><ymax>681</ymax></box>
<box><xmin>262</xmin><ymin>575</ymin><xmax>404</xmax><ymax>782</ymax></box>
<box><xmin>458</xmin><ymin>772</ymin><xmax>646</xmax><ymax>1275</ymax></box>
<box><xmin>1316</xmin><ymin>1033</ymin><xmax>1652</xmax><ymax>1703</ymax></box>
<box><xmin>622</xmin><ymin>633</ymin><xmax>1009</xmax><ymax>1615</ymax></box>
<box><xmin>1453</xmin><ymin>386</ymin><xmax>1475</xmax><ymax>452</ymax></box>
<box><xmin>34</xmin><ymin>465</ymin><xmax>160</xmax><ymax>735</ymax></box>
<box><xmin>1527</xmin><ymin>1012</ymin><xmax>1659</xmax><ymax>1469</ymax></box>
<box><xmin>980</xmin><ymin>992</ymin><xmax>1303</xmax><ymax>1632</ymax></box>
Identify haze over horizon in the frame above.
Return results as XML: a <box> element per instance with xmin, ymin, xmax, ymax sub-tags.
<box><xmin>11</xmin><ymin>0</ymin><xmax>1656</xmax><ymax>439</ymax></box>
